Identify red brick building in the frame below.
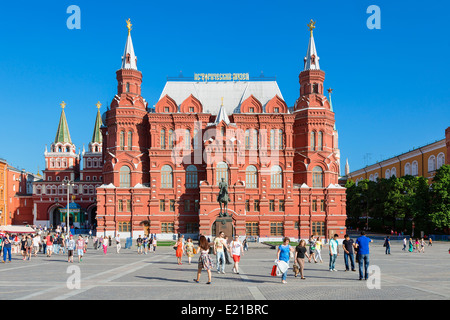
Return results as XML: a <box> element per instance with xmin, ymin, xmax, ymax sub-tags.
<box><xmin>96</xmin><ymin>21</ymin><xmax>346</xmax><ymax>240</ymax></box>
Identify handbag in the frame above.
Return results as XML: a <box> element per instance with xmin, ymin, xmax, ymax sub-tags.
<box><xmin>271</xmin><ymin>265</ymin><xmax>277</xmax><ymax>277</ymax></box>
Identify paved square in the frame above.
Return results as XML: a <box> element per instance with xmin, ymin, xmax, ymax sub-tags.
<box><xmin>0</xmin><ymin>239</ymin><xmax>449</xmax><ymax>300</ymax></box>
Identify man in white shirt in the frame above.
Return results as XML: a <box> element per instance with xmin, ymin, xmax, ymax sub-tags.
<box><xmin>32</xmin><ymin>235</ymin><xmax>41</xmax><ymax>257</ymax></box>
<box><xmin>230</xmin><ymin>235</ymin><xmax>244</xmax><ymax>274</ymax></box>
<box><xmin>115</xmin><ymin>234</ymin><xmax>121</xmax><ymax>253</ymax></box>
<box><xmin>214</xmin><ymin>232</ymin><xmax>228</xmax><ymax>274</ymax></box>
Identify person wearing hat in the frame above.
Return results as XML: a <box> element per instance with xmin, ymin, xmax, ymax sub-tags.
<box><xmin>67</xmin><ymin>235</ymin><xmax>75</xmax><ymax>263</ymax></box>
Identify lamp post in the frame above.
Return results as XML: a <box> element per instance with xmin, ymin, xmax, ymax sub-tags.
<box><xmin>62</xmin><ymin>178</ymin><xmax>74</xmax><ymax>237</ymax></box>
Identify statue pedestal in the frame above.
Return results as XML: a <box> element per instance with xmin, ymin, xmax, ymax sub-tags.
<box><xmin>214</xmin><ymin>216</ymin><xmax>234</xmax><ymax>238</ymax></box>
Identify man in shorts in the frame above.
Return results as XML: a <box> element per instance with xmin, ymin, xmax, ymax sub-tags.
<box><xmin>67</xmin><ymin>235</ymin><xmax>75</xmax><ymax>263</ymax></box>
<box><xmin>76</xmin><ymin>235</ymin><xmax>85</xmax><ymax>263</ymax></box>
<box><xmin>230</xmin><ymin>235</ymin><xmax>244</xmax><ymax>274</ymax></box>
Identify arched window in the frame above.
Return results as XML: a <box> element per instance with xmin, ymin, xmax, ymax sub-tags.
<box><xmin>278</xmin><ymin>129</ymin><xmax>284</xmax><ymax>150</ymax></box>
<box><xmin>270</xmin><ymin>129</ymin><xmax>275</xmax><ymax>150</ymax></box>
<box><xmin>412</xmin><ymin>161</ymin><xmax>418</xmax><ymax>176</ymax></box>
<box><xmin>385</xmin><ymin>169</ymin><xmax>391</xmax><ymax>179</ymax></box>
<box><xmin>245</xmin><ymin>130</ymin><xmax>250</xmax><ymax>149</ymax></box>
<box><xmin>312</xmin><ymin>166</ymin><xmax>323</xmax><ymax>188</ymax></box>
<box><xmin>185</xmin><ymin>129</ymin><xmax>191</xmax><ymax>150</ymax></box>
<box><xmin>119</xmin><ymin>166</ymin><xmax>131</xmax><ymax>187</ymax></box>
<box><xmin>318</xmin><ymin>131</ymin><xmax>323</xmax><ymax>151</ymax></box>
<box><xmin>369</xmin><ymin>174</ymin><xmax>374</xmax><ymax>181</ymax></box>
<box><xmin>127</xmin><ymin>131</ymin><xmax>132</xmax><ymax>150</ymax></box>
<box><xmin>126</xmin><ymin>82</ymin><xmax>130</xmax><ymax>93</ymax></box>
<box><xmin>169</xmin><ymin>129</ymin><xmax>174</xmax><ymax>149</ymax></box>
<box><xmin>160</xmin><ymin>129</ymin><xmax>166</xmax><ymax>149</ymax></box>
<box><xmin>310</xmin><ymin>132</ymin><xmax>315</xmax><ymax>151</ymax></box>
<box><xmin>251</xmin><ymin>129</ymin><xmax>258</xmax><ymax>150</ymax></box>
<box><xmin>193</xmin><ymin>129</ymin><xmax>199</xmax><ymax>150</ymax></box>
<box><xmin>374</xmin><ymin>172</ymin><xmax>379</xmax><ymax>180</ymax></box>
<box><xmin>216</xmin><ymin>162</ymin><xmax>228</xmax><ymax>185</ymax></box>
<box><xmin>437</xmin><ymin>153</ymin><xmax>445</xmax><ymax>170</ymax></box>
<box><xmin>428</xmin><ymin>155</ymin><xmax>436</xmax><ymax>172</ymax></box>
<box><xmin>246</xmin><ymin>165</ymin><xmax>258</xmax><ymax>188</ymax></box>
<box><xmin>391</xmin><ymin>167</ymin><xmax>397</xmax><ymax>178</ymax></box>
<box><xmin>271</xmin><ymin>165</ymin><xmax>283</xmax><ymax>188</ymax></box>
<box><xmin>405</xmin><ymin>163</ymin><xmax>411</xmax><ymax>176</ymax></box>
<box><xmin>186</xmin><ymin>165</ymin><xmax>198</xmax><ymax>189</ymax></box>
<box><xmin>161</xmin><ymin>165</ymin><xmax>173</xmax><ymax>188</ymax></box>
<box><xmin>120</xmin><ymin>131</ymin><xmax>125</xmax><ymax>150</ymax></box>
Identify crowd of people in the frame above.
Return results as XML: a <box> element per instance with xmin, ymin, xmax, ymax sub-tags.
<box><xmin>0</xmin><ymin>224</ymin><xmax>440</xmax><ymax>287</ymax></box>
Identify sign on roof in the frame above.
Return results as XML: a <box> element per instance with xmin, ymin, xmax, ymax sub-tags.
<box><xmin>194</xmin><ymin>73</ymin><xmax>249</xmax><ymax>81</ymax></box>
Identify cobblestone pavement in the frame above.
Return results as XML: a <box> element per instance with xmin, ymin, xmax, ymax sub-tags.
<box><xmin>0</xmin><ymin>240</ymin><xmax>448</xmax><ymax>301</ymax></box>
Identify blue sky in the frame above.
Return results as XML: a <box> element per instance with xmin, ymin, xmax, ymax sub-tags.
<box><xmin>0</xmin><ymin>0</ymin><xmax>449</xmax><ymax>175</ymax></box>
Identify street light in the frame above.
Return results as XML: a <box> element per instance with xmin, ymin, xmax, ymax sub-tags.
<box><xmin>62</xmin><ymin>178</ymin><xmax>74</xmax><ymax>237</ymax></box>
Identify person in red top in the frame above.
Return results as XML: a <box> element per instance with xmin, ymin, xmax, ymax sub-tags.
<box><xmin>46</xmin><ymin>234</ymin><xmax>53</xmax><ymax>257</ymax></box>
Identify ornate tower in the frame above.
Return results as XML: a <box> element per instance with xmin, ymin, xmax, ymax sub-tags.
<box><xmin>293</xmin><ymin>20</ymin><xmax>340</xmax><ymax>187</ymax></box>
<box><xmin>101</xmin><ymin>19</ymin><xmax>149</xmax><ymax>187</ymax></box>
<box><xmin>293</xmin><ymin>20</ymin><xmax>346</xmax><ymax>239</ymax></box>
<box><xmin>44</xmin><ymin>101</ymin><xmax>80</xmax><ymax>182</ymax></box>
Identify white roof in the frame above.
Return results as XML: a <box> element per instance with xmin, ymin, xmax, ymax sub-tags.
<box><xmin>0</xmin><ymin>225</ymin><xmax>35</xmax><ymax>234</ymax></box>
<box><xmin>159</xmin><ymin>80</ymin><xmax>284</xmax><ymax>115</ymax></box>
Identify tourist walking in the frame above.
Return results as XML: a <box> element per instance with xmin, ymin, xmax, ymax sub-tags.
<box><xmin>152</xmin><ymin>235</ymin><xmax>157</xmax><ymax>251</ymax></box>
<box><xmin>419</xmin><ymin>238</ymin><xmax>425</xmax><ymax>253</ymax></box>
<box><xmin>32</xmin><ymin>234</ymin><xmax>41</xmax><ymax>257</ymax></box>
<box><xmin>428</xmin><ymin>237</ymin><xmax>433</xmax><ymax>246</ymax></box>
<box><xmin>20</xmin><ymin>235</ymin><xmax>27</xmax><ymax>261</ymax></box>
<box><xmin>294</xmin><ymin>239</ymin><xmax>310</xmax><ymax>279</ymax></box>
<box><xmin>329</xmin><ymin>234</ymin><xmax>339</xmax><ymax>271</ymax></box>
<box><xmin>67</xmin><ymin>235</ymin><xmax>75</xmax><ymax>263</ymax></box>
<box><xmin>355</xmin><ymin>231</ymin><xmax>372</xmax><ymax>280</ymax></box>
<box><xmin>175</xmin><ymin>237</ymin><xmax>184</xmax><ymax>265</ymax></box>
<box><xmin>308</xmin><ymin>235</ymin><xmax>317</xmax><ymax>263</ymax></box>
<box><xmin>315</xmin><ymin>237</ymin><xmax>323</xmax><ymax>263</ymax></box>
<box><xmin>402</xmin><ymin>237</ymin><xmax>407</xmax><ymax>251</ymax></box>
<box><xmin>102</xmin><ymin>235</ymin><xmax>109</xmax><ymax>254</ymax></box>
<box><xmin>384</xmin><ymin>236</ymin><xmax>391</xmax><ymax>255</ymax></box>
<box><xmin>136</xmin><ymin>235</ymin><xmax>143</xmax><ymax>254</ymax></box>
<box><xmin>230</xmin><ymin>235</ymin><xmax>244</xmax><ymax>274</ymax></box>
<box><xmin>46</xmin><ymin>233</ymin><xmax>53</xmax><ymax>257</ymax></box>
<box><xmin>193</xmin><ymin>235</ymin><xmax>213</xmax><ymax>284</ymax></box>
<box><xmin>2</xmin><ymin>233</ymin><xmax>13</xmax><ymax>263</ymax></box>
<box><xmin>115</xmin><ymin>234</ymin><xmax>121</xmax><ymax>253</ymax></box>
<box><xmin>76</xmin><ymin>235</ymin><xmax>85</xmax><ymax>262</ymax></box>
<box><xmin>224</xmin><ymin>236</ymin><xmax>232</xmax><ymax>265</ymax></box>
<box><xmin>25</xmin><ymin>235</ymin><xmax>33</xmax><ymax>260</ymax></box>
<box><xmin>214</xmin><ymin>232</ymin><xmax>228</xmax><ymax>274</ymax></box>
<box><xmin>342</xmin><ymin>234</ymin><xmax>356</xmax><ymax>271</ymax></box>
<box><xmin>185</xmin><ymin>238</ymin><xmax>195</xmax><ymax>264</ymax></box>
<box><xmin>243</xmin><ymin>237</ymin><xmax>248</xmax><ymax>251</ymax></box>
<box><xmin>277</xmin><ymin>237</ymin><xmax>293</xmax><ymax>284</ymax></box>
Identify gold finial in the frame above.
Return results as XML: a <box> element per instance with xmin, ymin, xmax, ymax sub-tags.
<box><xmin>221</xmin><ymin>97</ymin><xmax>224</xmax><ymax>106</ymax></box>
<box><xmin>126</xmin><ymin>18</ymin><xmax>132</xmax><ymax>34</ymax></box>
<box><xmin>327</xmin><ymin>88</ymin><xmax>333</xmax><ymax>94</ymax></box>
<box><xmin>96</xmin><ymin>101</ymin><xmax>102</xmax><ymax>110</ymax></box>
<box><xmin>307</xmin><ymin>19</ymin><xmax>316</xmax><ymax>36</ymax></box>
<box><xmin>60</xmin><ymin>101</ymin><xmax>66</xmax><ymax>109</ymax></box>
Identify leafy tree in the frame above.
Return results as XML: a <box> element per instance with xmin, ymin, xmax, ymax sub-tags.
<box><xmin>429</xmin><ymin>164</ymin><xmax>450</xmax><ymax>232</ymax></box>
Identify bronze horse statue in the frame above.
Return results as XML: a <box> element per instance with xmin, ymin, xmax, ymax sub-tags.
<box><xmin>217</xmin><ymin>178</ymin><xmax>230</xmax><ymax>217</ymax></box>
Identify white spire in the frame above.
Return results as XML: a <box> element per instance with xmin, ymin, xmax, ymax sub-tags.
<box><xmin>121</xmin><ymin>19</ymin><xmax>138</xmax><ymax>70</ymax></box>
<box><xmin>345</xmin><ymin>158</ymin><xmax>350</xmax><ymax>176</ymax></box>
<box><xmin>303</xmin><ymin>20</ymin><xmax>320</xmax><ymax>71</ymax></box>
<box><xmin>214</xmin><ymin>98</ymin><xmax>230</xmax><ymax>125</ymax></box>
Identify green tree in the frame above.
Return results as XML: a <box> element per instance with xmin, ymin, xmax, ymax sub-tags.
<box><xmin>430</xmin><ymin>164</ymin><xmax>450</xmax><ymax>232</ymax></box>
